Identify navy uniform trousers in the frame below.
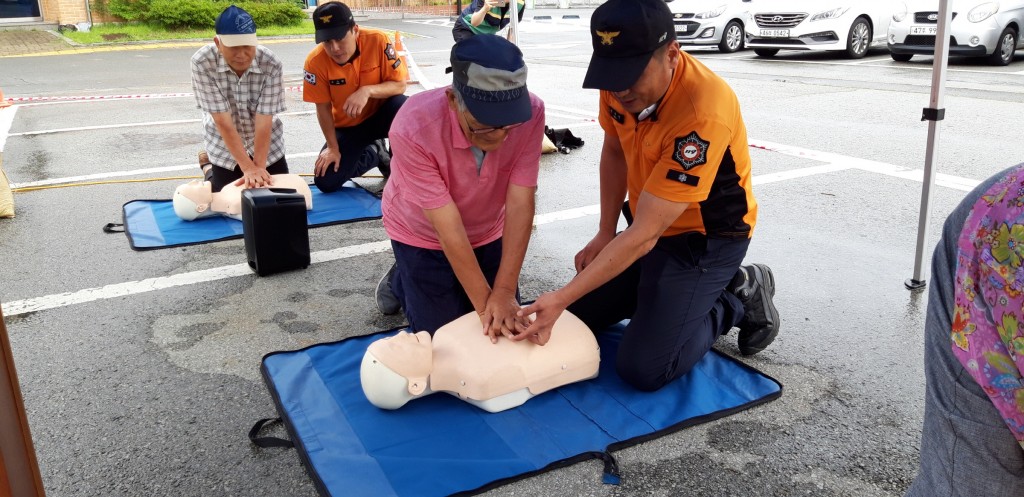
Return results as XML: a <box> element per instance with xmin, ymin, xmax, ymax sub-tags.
<box><xmin>316</xmin><ymin>94</ymin><xmax>407</xmax><ymax>193</ymax></box>
<box><xmin>569</xmin><ymin>230</ymin><xmax>749</xmax><ymax>392</ymax></box>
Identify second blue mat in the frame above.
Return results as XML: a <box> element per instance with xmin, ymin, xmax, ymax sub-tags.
<box><xmin>120</xmin><ymin>183</ymin><xmax>381</xmax><ymax>250</ymax></box>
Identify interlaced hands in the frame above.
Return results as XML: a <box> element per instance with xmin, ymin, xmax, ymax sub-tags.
<box><xmin>480</xmin><ymin>288</ymin><xmax>532</xmax><ymax>344</ymax></box>
<box><xmin>235</xmin><ymin>167</ymin><xmax>274</xmax><ymax>189</ymax></box>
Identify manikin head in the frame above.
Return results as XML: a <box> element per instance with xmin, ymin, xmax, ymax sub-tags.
<box><xmin>173</xmin><ymin>180</ymin><xmax>218</xmax><ymax>221</ymax></box>
<box><xmin>360</xmin><ymin>330</ymin><xmax>433</xmax><ymax>409</ymax></box>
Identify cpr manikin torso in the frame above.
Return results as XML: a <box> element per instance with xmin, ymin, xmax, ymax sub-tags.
<box><xmin>360</xmin><ymin>311</ymin><xmax>601</xmax><ymax>413</ymax></box>
<box><xmin>172</xmin><ymin>175</ymin><xmax>313</xmax><ymax>221</ymax></box>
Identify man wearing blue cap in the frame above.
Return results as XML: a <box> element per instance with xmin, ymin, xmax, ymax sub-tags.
<box><xmin>191</xmin><ymin>5</ymin><xmax>287</xmax><ymax>192</ymax></box>
<box><xmin>376</xmin><ymin>35</ymin><xmax>545</xmax><ymax>341</ymax></box>
<box><xmin>516</xmin><ymin>0</ymin><xmax>780</xmax><ymax>391</ymax></box>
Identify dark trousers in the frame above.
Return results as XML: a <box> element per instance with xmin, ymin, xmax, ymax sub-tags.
<box><xmin>316</xmin><ymin>94</ymin><xmax>407</xmax><ymax>193</ymax></box>
<box><xmin>209</xmin><ymin>156</ymin><xmax>289</xmax><ymax>192</ymax></box>
<box><xmin>390</xmin><ymin>238</ymin><xmax>514</xmax><ymax>334</ymax></box>
<box><xmin>568</xmin><ymin>232</ymin><xmax>749</xmax><ymax>391</ymax></box>
<box><xmin>452</xmin><ymin>19</ymin><xmax>475</xmax><ymax>43</ymax></box>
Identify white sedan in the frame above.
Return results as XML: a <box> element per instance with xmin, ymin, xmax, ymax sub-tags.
<box><xmin>745</xmin><ymin>0</ymin><xmax>896</xmax><ymax>58</ymax></box>
<box><xmin>666</xmin><ymin>0</ymin><xmax>752</xmax><ymax>53</ymax></box>
<box><xmin>888</xmin><ymin>0</ymin><xmax>1024</xmax><ymax>65</ymax></box>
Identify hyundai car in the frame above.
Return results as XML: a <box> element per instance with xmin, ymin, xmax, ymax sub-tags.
<box><xmin>888</xmin><ymin>0</ymin><xmax>1024</xmax><ymax>65</ymax></box>
<box><xmin>666</xmin><ymin>0</ymin><xmax>752</xmax><ymax>53</ymax></box>
<box><xmin>745</xmin><ymin>1</ymin><xmax>896</xmax><ymax>58</ymax></box>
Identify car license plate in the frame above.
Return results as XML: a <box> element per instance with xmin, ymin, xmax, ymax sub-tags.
<box><xmin>910</xmin><ymin>26</ymin><xmax>937</xmax><ymax>35</ymax></box>
<box><xmin>759</xmin><ymin>29</ymin><xmax>790</xmax><ymax>38</ymax></box>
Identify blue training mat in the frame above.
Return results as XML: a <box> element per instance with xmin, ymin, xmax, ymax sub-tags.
<box><xmin>120</xmin><ymin>182</ymin><xmax>381</xmax><ymax>250</ymax></box>
<box><xmin>258</xmin><ymin>323</ymin><xmax>782</xmax><ymax>496</ymax></box>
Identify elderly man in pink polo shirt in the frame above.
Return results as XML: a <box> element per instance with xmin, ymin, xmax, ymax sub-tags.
<box><xmin>376</xmin><ymin>35</ymin><xmax>545</xmax><ymax>341</ymax></box>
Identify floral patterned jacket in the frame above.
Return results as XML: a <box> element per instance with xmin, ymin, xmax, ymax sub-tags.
<box><xmin>954</xmin><ymin>164</ymin><xmax>1024</xmax><ymax>449</ymax></box>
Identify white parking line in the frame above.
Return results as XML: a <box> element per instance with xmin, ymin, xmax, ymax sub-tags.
<box><xmin>0</xmin><ymin>162</ymin><xmax>911</xmax><ymax>318</ymax></box>
<box><xmin>2</xmin><ymin>240</ymin><xmax>395</xmax><ymax>317</ymax></box>
<box><xmin>707</xmin><ymin>53</ymin><xmax>1024</xmax><ymax>76</ymax></box>
<box><xmin>0</xmin><ymin>105</ymin><xmax>17</xmax><ymax>151</ymax></box>
<box><xmin>8</xmin><ymin>110</ymin><xmax>315</xmax><ymax>137</ymax></box>
<box><xmin>7</xmin><ymin>152</ymin><xmax>321</xmax><ymax>189</ymax></box>
<box><xmin>6</xmin><ymin>135</ymin><xmax>980</xmax><ymax>194</ymax></box>
<box><xmin>750</xmin><ymin>138</ymin><xmax>979</xmax><ymax>192</ymax></box>
<box><xmin>544</xmin><ymin>104</ymin><xmax>597</xmax><ymax>118</ymax></box>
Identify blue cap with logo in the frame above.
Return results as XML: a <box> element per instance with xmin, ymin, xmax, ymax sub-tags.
<box><xmin>449</xmin><ymin>35</ymin><xmax>531</xmax><ymax>127</ymax></box>
<box><xmin>583</xmin><ymin>0</ymin><xmax>674</xmax><ymax>92</ymax></box>
<box><xmin>215</xmin><ymin>5</ymin><xmax>258</xmax><ymax>47</ymax></box>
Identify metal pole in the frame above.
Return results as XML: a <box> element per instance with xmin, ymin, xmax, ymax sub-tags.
<box><xmin>906</xmin><ymin>0</ymin><xmax>952</xmax><ymax>291</ymax></box>
<box><xmin>509</xmin><ymin>0</ymin><xmax>519</xmax><ymax>46</ymax></box>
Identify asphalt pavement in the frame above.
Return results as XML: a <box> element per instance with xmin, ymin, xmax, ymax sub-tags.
<box><xmin>3</xmin><ymin>10</ymin><xmax>1024</xmax><ymax>497</ymax></box>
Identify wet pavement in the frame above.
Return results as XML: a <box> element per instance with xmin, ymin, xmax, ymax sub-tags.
<box><xmin>3</xmin><ymin>10</ymin><xmax>1024</xmax><ymax>497</ymax></box>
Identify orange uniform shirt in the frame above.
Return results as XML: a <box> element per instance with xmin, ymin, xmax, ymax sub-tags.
<box><xmin>302</xmin><ymin>28</ymin><xmax>408</xmax><ymax>128</ymax></box>
<box><xmin>599</xmin><ymin>50</ymin><xmax>757</xmax><ymax>239</ymax></box>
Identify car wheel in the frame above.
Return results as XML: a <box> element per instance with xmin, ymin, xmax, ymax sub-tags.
<box><xmin>845</xmin><ymin>17</ymin><xmax>871</xmax><ymax>59</ymax></box>
<box><xmin>890</xmin><ymin>53</ymin><xmax>913</xmax><ymax>62</ymax></box>
<box><xmin>718</xmin><ymin>20</ymin><xmax>744</xmax><ymax>53</ymax></box>
<box><xmin>754</xmin><ymin>48</ymin><xmax>779</xmax><ymax>57</ymax></box>
<box><xmin>987</xmin><ymin>27</ymin><xmax>1017</xmax><ymax>66</ymax></box>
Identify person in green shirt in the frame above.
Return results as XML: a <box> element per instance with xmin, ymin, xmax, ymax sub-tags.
<box><xmin>452</xmin><ymin>0</ymin><xmax>526</xmax><ymax>43</ymax></box>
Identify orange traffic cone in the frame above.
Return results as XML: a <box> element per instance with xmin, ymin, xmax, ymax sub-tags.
<box><xmin>0</xmin><ymin>87</ymin><xmax>10</xmax><ymax>109</ymax></box>
<box><xmin>395</xmin><ymin>30</ymin><xmax>417</xmax><ymax>86</ymax></box>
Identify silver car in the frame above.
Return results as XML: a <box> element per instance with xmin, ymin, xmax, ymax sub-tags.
<box><xmin>888</xmin><ymin>0</ymin><xmax>1024</xmax><ymax>65</ymax></box>
<box><xmin>666</xmin><ymin>0</ymin><xmax>752</xmax><ymax>53</ymax></box>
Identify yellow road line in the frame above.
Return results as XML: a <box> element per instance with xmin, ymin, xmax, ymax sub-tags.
<box><xmin>0</xmin><ymin>28</ymin><xmax>424</xmax><ymax>58</ymax></box>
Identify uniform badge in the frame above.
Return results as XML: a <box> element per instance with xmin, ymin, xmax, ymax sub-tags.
<box><xmin>392</xmin><ymin>59</ymin><xmax>402</xmax><ymax>69</ymax></box>
<box><xmin>304</xmin><ymin>71</ymin><xmax>316</xmax><ymax>85</ymax></box>
<box><xmin>672</xmin><ymin>131</ymin><xmax>710</xmax><ymax>170</ymax></box>
<box><xmin>330</xmin><ymin>78</ymin><xmax>346</xmax><ymax>85</ymax></box>
<box><xmin>666</xmin><ymin>169</ymin><xmax>700</xmax><ymax>187</ymax></box>
<box><xmin>608</xmin><ymin>106</ymin><xmax>624</xmax><ymax>124</ymax></box>
<box><xmin>385</xmin><ymin>43</ymin><xmax>397</xmax><ymax>61</ymax></box>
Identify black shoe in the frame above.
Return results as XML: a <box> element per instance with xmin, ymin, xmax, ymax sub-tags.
<box><xmin>374</xmin><ymin>139</ymin><xmax>392</xmax><ymax>179</ymax></box>
<box><xmin>733</xmin><ymin>263</ymin><xmax>779</xmax><ymax>356</ymax></box>
<box><xmin>375</xmin><ymin>262</ymin><xmax>400</xmax><ymax>315</ymax></box>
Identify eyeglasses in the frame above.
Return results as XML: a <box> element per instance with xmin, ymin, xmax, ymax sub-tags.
<box><xmin>458</xmin><ymin>107</ymin><xmax>524</xmax><ymax>135</ymax></box>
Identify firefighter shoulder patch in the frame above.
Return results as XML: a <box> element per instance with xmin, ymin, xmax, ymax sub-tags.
<box><xmin>672</xmin><ymin>131</ymin><xmax>710</xmax><ymax>170</ymax></box>
<box><xmin>385</xmin><ymin>43</ymin><xmax>397</xmax><ymax>61</ymax></box>
<box><xmin>608</xmin><ymin>106</ymin><xmax>624</xmax><ymax>124</ymax></box>
<box><xmin>304</xmin><ymin>70</ymin><xmax>316</xmax><ymax>86</ymax></box>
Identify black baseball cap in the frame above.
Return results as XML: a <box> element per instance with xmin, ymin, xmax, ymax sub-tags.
<box><xmin>313</xmin><ymin>2</ymin><xmax>355</xmax><ymax>44</ymax></box>
<box><xmin>582</xmin><ymin>0</ymin><xmax>675</xmax><ymax>92</ymax></box>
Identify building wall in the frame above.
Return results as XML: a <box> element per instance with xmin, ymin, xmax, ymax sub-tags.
<box><xmin>38</xmin><ymin>0</ymin><xmax>117</xmax><ymax>25</ymax></box>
